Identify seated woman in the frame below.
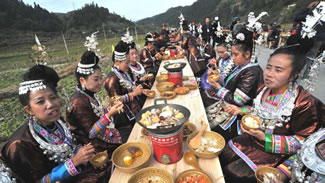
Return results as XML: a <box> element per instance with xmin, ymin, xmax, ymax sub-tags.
<box><xmin>140</xmin><ymin>34</ymin><xmax>161</xmax><ymax>76</ymax></box>
<box><xmin>277</xmin><ymin>128</ymin><xmax>325</xmax><ymax>183</ymax></box>
<box><xmin>104</xmin><ymin>42</ymin><xmax>144</xmax><ymax>143</ymax></box>
<box><xmin>200</xmin><ymin>42</ymin><xmax>234</xmax><ymax>107</ymax></box>
<box><xmin>66</xmin><ymin>51</ymin><xmax>123</xmax><ymax>171</ymax></box>
<box><xmin>220</xmin><ymin>44</ymin><xmax>325</xmax><ymax>183</ymax></box>
<box><xmin>0</xmin><ymin>64</ymin><xmax>105</xmax><ymax>182</ymax></box>
<box><xmin>207</xmin><ymin>28</ymin><xmax>264</xmax><ymax>140</ymax></box>
<box><xmin>127</xmin><ymin>41</ymin><xmax>153</xmax><ymax>106</ymax></box>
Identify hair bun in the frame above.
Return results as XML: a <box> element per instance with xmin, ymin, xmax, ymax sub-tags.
<box><xmin>233</xmin><ymin>27</ymin><xmax>253</xmax><ymax>47</ymax></box>
<box><xmin>80</xmin><ymin>51</ymin><xmax>99</xmax><ymax>65</ymax></box>
<box><xmin>23</xmin><ymin>65</ymin><xmax>59</xmax><ymax>88</ymax></box>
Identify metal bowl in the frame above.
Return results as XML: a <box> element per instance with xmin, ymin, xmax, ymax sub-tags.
<box><xmin>112</xmin><ymin>142</ymin><xmax>151</xmax><ymax>173</ymax></box>
<box><xmin>255</xmin><ymin>166</ymin><xmax>282</xmax><ymax>183</ymax></box>
<box><xmin>128</xmin><ymin>167</ymin><xmax>174</xmax><ymax>183</ymax></box>
<box><xmin>186</xmin><ymin>131</ymin><xmax>225</xmax><ymax>159</ymax></box>
<box><xmin>176</xmin><ymin>169</ymin><xmax>213</xmax><ymax>183</ymax></box>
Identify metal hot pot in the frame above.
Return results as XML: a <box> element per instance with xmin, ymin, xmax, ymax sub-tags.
<box><xmin>163</xmin><ymin>62</ymin><xmax>187</xmax><ymax>87</ymax></box>
<box><xmin>136</xmin><ymin>98</ymin><xmax>191</xmax><ymax>164</ymax></box>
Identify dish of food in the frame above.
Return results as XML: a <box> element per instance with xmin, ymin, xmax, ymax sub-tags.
<box><xmin>157</xmin><ymin>75</ymin><xmax>169</xmax><ymax>83</ymax></box>
<box><xmin>112</xmin><ymin>142</ymin><xmax>151</xmax><ymax>173</ymax></box>
<box><xmin>143</xmin><ymin>90</ymin><xmax>156</xmax><ymax>99</ymax></box>
<box><xmin>183</xmin><ymin>82</ymin><xmax>198</xmax><ymax>90</ymax></box>
<box><xmin>174</xmin><ymin>87</ymin><xmax>190</xmax><ymax>95</ymax></box>
<box><xmin>182</xmin><ymin>76</ymin><xmax>189</xmax><ymax>81</ymax></box>
<box><xmin>195</xmin><ymin>137</ymin><xmax>221</xmax><ymax>153</ymax></box>
<box><xmin>139</xmin><ymin>106</ymin><xmax>184</xmax><ymax>128</ymax></box>
<box><xmin>160</xmin><ymin>70</ymin><xmax>168</xmax><ymax>75</ymax></box>
<box><xmin>242</xmin><ymin>115</ymin><xmax>261</xmax><ymax>130</ymax></box>
<box><xmin>177</xmin><ymin>174</ymin><xmax>210</xmax><ymax>183</ymax></box>
<box><xmin>141</xmin><ymin>128</ymin><xmax>150</xmax><ymax>136</ymax></box>
<box><xmin>208</xmin><ymin>74</ymin><xmax>220</xmax><ymax>83</ymax></box>
<box><xmin>187</xmin><ymin>131</ymin><xmax>225</xmax><ymax>159</ymax></box>
<box><xmin>255</xmin><ymin>166</ymin><xmax>281</xmax><ymax>183</ymax></box>
<box><xmin>123</xmin><ymin>155</ymin><xmax>133</xmax><ymax>166</ymax></box>
<box><xmin>183</xmin><ymin>122</ymin><xmax>196</xmax><ymax>138</ymax></box>
<box><xmin>167</xmin><ymin>63</ymin><xmax>181</xmax><ymax>69</ymax></box>
<box><xmin>128</xmin><ymin>167</ymin><xmax>174</xmax><ymax>183</ymax></box>
<box><xmin>160</xmin><ymin>91</ymin><xmax>176</xmax><ymax>99</ymax></box>
<box><xmin>157</xmin><ymin>82</ymin><xmax>174</xmax><ymax>92</ymax></box>
<box><xmin>90</xmin><ymin>151</ymin><xmax>108</xmax><ymax>168</ymax></box>
<box><xmin>176</xmin><ymin>170</ymin><xmax>213</xmax><ymax>183</ymax></box>
<box><xmin>145</xmin><ymin>73</ymin><xmax>154</xmax><ymax>80</ymax></box>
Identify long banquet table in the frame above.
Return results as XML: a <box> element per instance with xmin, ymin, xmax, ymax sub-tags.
<box><xmin>109</xmin><ymin>58</ymin><xmax>225</xmax><ymax>183</ymax></box>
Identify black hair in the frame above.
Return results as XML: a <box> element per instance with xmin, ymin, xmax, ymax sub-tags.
<box><xmin>144</xmin><ymin>34</ymin><xmax>154</xmax><ymax>46</ymax></box>
<box><xmin>127</xmin><ymin>42</ymin><xmax>137</xmax><ymax>53</ymax></box>
<box><xmin>269</xmin><ymin>38</ymin><xmax>313</xmax><ymax>81</ymax></box>
<box><xmin>232</xmin><ymin>28</ymin><xmax>253</xmax><ymax>56</ymax></box>
<box><xmin>19</xmin><ymin>65</ymin><xmax>60</xmax><ymax>106</ymax></box>
<box><xmin>75</xmin><ymin>51</ymin><xmax>100</xmax><ymax>88</ymax></box>
<box><xmin>112</xmin><ymin>41</ymin><xmax>129</xmax><ymax>62</ymax></box>
<box><xmin>217</xmin><ymin>42</ymin><xmax>228</xmax><ymax>48</ymax></box>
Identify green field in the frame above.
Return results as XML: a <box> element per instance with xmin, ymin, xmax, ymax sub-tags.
<box><xmin>0</xmin><ymin>33</ymin><xmax>145</xmax><ymax>142</ymax></box>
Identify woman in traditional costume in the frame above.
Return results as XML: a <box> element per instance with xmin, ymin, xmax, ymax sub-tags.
<box><xmin>200</xmin><ymin>42</ymin><xmax>234</xmax><ymax>107</ymax></box>
<box><xmin>277</xmin><ymin>128</ymin><xmax>325</xmax><ymax>183</ymax></box>
<box><xmin>220</xmin><ymin>44</ymin><xmax>325</xmax><ymax>183</ymax></box>
<box><xmin>104</xmin><ymin>42</ymin><xmax>144</xmax><ymax>143</ymax></box>
<box><xmin>0</xmin><ymin>64</ymin><xmax>106</xmax><ymax>182</ymax></box>
<box><xmin>66</xmin><ymin>51</ymin><xmax>124</xmax><ymax>178</ymax></box>
<box><xmin>139</xmin><ymin>34</ymin><xmax>161</xmax><ymax>76</ymax></box>
<box><xmin>207</xmin><ymin>27</ymin><xmax>264</xmax><ymax>140</ymax></box>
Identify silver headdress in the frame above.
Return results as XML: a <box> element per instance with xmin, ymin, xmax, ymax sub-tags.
<box><xmin>18</xmin><ymin>80</ymin><xmax>46</xmax><ymax>95</ymax></box>
<box><xmin>84</xmin><ymin>31</ymin><xmax>102</xmax><ymax>58</ymax></box>
<box><xmin>290</xmin><ymin>128</ymin><xmax>325</xmax><ymax>183</ymax></box>
<box><xmin>29</xmin><ymin>35</ymin><xmax>50</xmax><ymax>65</ymax></box>
<box><xmin>301</xmin><ymin>2</ymin><xmax>325</xmax><ymax>39</ymax></box>
<box><xmin>76</xmin><ymin>54</ymin><xmax>97</xmax><ymax>75</ymax></box>
<box><xmin>0</xmin><ymin>161</ymin><xmax>16</xmax><ymax>183</ymax></box>
<box><xmin>246</xmin><ymin>11</ymin><xmax>269</xmax><ymax>33</ymax></box>
<box><xmin>114</xmin><ymin>51</ymin><xmax>127</xmax><ymax>61</ymax></box>
<box><xmin>245</xmin><ymin>11</ymin><xmax>268</xmax><ymax>63</ymax></box>
<box><xmin>121</xmin><ymin>27</ymin><xmax>133</xmax><ymax>44</ymax></box>
<box><xmin>299</xmin><ymin>2</ymin><xmax>325</xmax><ymax>92</ymax></box>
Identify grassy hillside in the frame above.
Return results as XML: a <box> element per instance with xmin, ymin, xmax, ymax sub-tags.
<box><xmin>137</xmin><ymin>0</ymin><xmax>316</xmax><ymax>28</ymax></box>
<box><xmin>0</xmin><ymin>34</ymin><xmax>145</xmax><ymax>142</ymax></box>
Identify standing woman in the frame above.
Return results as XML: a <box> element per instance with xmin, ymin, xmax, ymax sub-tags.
<box><xmin>104</xmin><ymin>42</ymin><xmax>144</xmax><ymax>143</ymax></box>
<box><xmin>220</xmin><ymin>45</ymin><xmax>325</xmax><ymax>183</ymax></box>
<box><xmin>207</xmin><ymin>28</ymin><xmax>263</xmax><ymax>141</ymax></box>
<box><xmin>0</xmin><ymin>65</ymin><xmax>101</xmax><ymax>182</ymax></box>
<box><xmin>66</xmin><ymin>51</ymin><xmax>123</xmax><ymax>178</ymax></box>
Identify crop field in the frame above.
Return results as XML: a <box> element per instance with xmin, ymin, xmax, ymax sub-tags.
<box><xmin>0</xmin><ymin>33</ymin><xmax>145</xmax><ymax>142</ymax></box>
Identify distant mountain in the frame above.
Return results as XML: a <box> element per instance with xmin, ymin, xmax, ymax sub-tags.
<box><xmin>137</xmin><ymin>0</ymin><xmax>314</xmax><ymax>27</ymax></box>
<box><xmin>0</xmin><ymin>0</ymin><xmax>134</xmax><ymax>34</ymax></box>
<box><xmin>0</xmin><ymin>0</ymin><xmax>63</xmax><ymax>31</ymax></box>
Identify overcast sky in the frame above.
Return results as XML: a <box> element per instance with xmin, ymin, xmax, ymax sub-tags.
<box><xmin>23</xmin><ymin>0</ymin><xmax>197</xmax><ymax>21</ymax></box>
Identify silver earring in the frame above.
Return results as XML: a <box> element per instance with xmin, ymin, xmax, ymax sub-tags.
<box><xmin>81</xmin><ymin>85</ymin><xmax>86</xmax><ymax>90</ymax></box>
<box><xmin>288</xmin><ymin>81</ymin><xmax>293</xmax><ymax>92</ymax></box>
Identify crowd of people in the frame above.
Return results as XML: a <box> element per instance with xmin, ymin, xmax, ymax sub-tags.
<box><xmin>0</xmin><ymin>1</ymin><xmax>325</xmax><ymax>183</ymax></box>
